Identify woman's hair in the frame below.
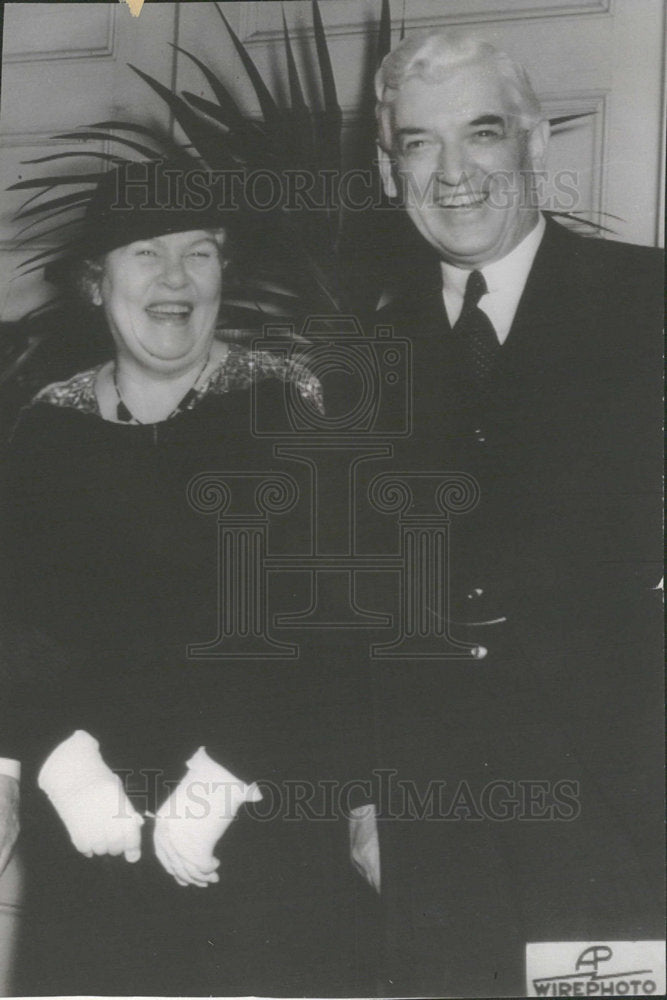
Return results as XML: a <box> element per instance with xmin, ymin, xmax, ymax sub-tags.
<box><xmin>375</xmin><ymin>31</ymin><xmax>542</xmax><ymax>151</ymax></box>
<box><xmin>72</xmin><ymin>228</ymin><xmax>232</xmax><ymax>307</ymax></box>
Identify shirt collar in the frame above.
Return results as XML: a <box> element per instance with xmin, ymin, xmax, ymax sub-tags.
<box><xmin>440</xmin><ymin>213</ymin><xmax>546</xmax><ymax>343</ymax></box>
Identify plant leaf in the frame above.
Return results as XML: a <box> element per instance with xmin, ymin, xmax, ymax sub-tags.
<box><xmin>545</xmin><ymin>209</ymin><xmax>616</xmax><ymax>234</ymax></box>
<box><xmin>18</xmin><ymin>261</ymin><xmax>69</xmax><ymax>278</ymax></box>
<box><xmin>282</xmin><ymin>9</ymin><xmax>307</xmax><ymax>112</ymax></box>
<box><xmin>549</xmin><ymin>112</ymin><xmax>594</xmax><ymax>127</ymax></box>
<box><xmin>568</xmin><ymin>209</ymin><xmax>625</xmax><ymax>222</ymax></box>
<box><xmin>181</xmin><ymin>92</ymin><xmax>266</xmax><ymax>150</ymax></box>
<box><xmin>52</xmin><ymin>129</ymin><xmax>164</xmax><ymax>160</ymax></box>
<box><xmin>87</xmin><ymin>120</ymin><xmax>168</xmax><ymax>139</ymax></box>
<box><xmin>0</xmin><ymin>333</ymin><xmax>56</xmax><ymax>388</ymax></box>
<box><xmin>87</xmin><ymin>120</ymin><xmax>188</xmax><ymax>160</ymax></box>
<box><xmin>15</xmin><ymin>190</ymin><xmax>93</xmax><ymax>222</ymax></box>
<box><xmin>17</xmin><ymin>298</ymin><xmax>62</xmax><ymax>323</ymax></box>
<box><xmin>181</xmin><ymin>95</ymin><xmax>268</xmax><ymax>173</ymax></box>
<box><xmin>275</xmin><ymin>210</ymin><xmax>342</xmax><ymax>311</ymax></box>
<box><xmin>22</xmin><ymin>151</ymin><xmax>128</xmax><ymax>166</ymax></box>
<box><xmin>14</xmin><ymin>184</ymin><xmax>60</xmax><ymax>213</ymax></box>
<box><xmin>14</xmin><ymin>201</ymin><xmax>90</xmax><ymax>238</ymax></box>
<box><xmin>14</xmin><ymin>217</ymin><xmax>83</xmax><ymax>249</ymax></box>
<box><xmin>8</xmin><ymin>172</ymin><xmax>106</xmax><ymax>191</ymax></box>
<box><xmin>128</xmin><ymin>65</ymin><xmax>225</xmax><ymax>167</ymax></box>
<box><xmin>167</xmin><ymin>43</ymin><xmax>247</xmax><ymax>130</ymax></box>
<box><xmin>220</xmin><ymin>296</ymin><xmax>295</xmax><ymax>317</ymax></box>
<box><xmin>281</xmin><ymin>8</ymin><xmax>314</xmax><ymax>167</ymax></box>
<box><xmin>226</xmin><ymin>284</ymin><xmax>303</xmax><ymax>308</ymax></box>
<box><xmin>244</xmin><ymin>278</ymin><xmax>300</xmax><ymax>297</ymax></box>
<box><xmin>213</xmin><ymin>4</ymin><xmax>281</xmax><ymax>126</ymax></box>
<box><xmin>180</xmin><ymin>93</ymin><xmax>237</xmax><ymax>131</ymax></box>
<box><xmin>378</xmin><ymin>0</ymin><xmax>391</xmax><ymax>64</ymax></box>
<box><xmin>312</xmin><ymin>0</ymin><xmax>339</xmax><ymax>115</ymax></box>
<box><xmin>311</xmin><ymin>0</ymin><xmax>342</xmax><ymax>252</ymax></box>
<box><xmin>17</xmin><ymin>244</ymin><xmax>76</xmax><ymax>270</ymax></box>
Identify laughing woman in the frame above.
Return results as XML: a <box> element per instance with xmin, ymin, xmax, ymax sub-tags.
<box><xmin>2</xmin><ymin>161</ymin><xmax>375</xmax><ymax>997</ymax></box>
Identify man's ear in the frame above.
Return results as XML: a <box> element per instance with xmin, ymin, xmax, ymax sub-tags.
<box><xmin>528</xmin><ymin>119</ymin><xmax>550</xmax><ymax>171</ymax></box>
<box><xmin>378</xmin><ymin>145</ymin><xmax>399</xmax><ymax>199</ymax></box>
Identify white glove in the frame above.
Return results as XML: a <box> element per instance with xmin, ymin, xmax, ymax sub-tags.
<box><xmin>154</xmin><ymin>747</ymin><xmax>262</xmax><ymax>888</ymax></box>
<box><xmin>38</xmin><ymin>730</ymin><xmax>143</xmax><ymax>862</ymax></box>
<box><xmin>349</xmin><ymin>802</ymin><xmax>381</xmax><ymax>893</ymax></box>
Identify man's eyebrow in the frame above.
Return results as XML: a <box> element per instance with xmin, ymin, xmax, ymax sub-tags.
<box><xmin>469</xmin><ymin>115</ymin><xmax>506</xmax><ymax>127</ymax></box>
<box><xmin>394</xmin><ymin>126</ymin><xmax>432</xmax><ymax>137</ymax></box>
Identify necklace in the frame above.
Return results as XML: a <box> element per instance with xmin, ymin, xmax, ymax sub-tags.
<box><xmin>112</xmin><ymin>354</ymin><xmax>211</xmax><ymax>424</ymax></box>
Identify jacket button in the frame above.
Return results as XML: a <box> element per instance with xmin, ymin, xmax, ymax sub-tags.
<box><xmin>473</xmin><ymin>428</ymin><xmax>486</xmax><ymax>443</ymax></box>
<box><xmin>470</xmin><ymin>645</ymin><xmax>488</xmax><ymax>659</ymax></box>
<box><xmin>467</xmin><ymin>587</ymin><xmax>484</xmax><ymax>599</ymax></box>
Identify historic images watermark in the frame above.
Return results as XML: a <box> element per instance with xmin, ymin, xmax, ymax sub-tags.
<box><xmin>116</xmin><ymin>769</ymin><xmax>581</xmax><ymax>823</ymax></box>
<box><xmin>109</xmin><ymin>160</ymin><xmax>584</xmax><ymax>214</ymax></box>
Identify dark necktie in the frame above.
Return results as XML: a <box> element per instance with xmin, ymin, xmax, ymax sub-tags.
<box><xmin>452</xmin><ymin>270</ymin><xmax>499</xmax><ymax>382</ymax></box>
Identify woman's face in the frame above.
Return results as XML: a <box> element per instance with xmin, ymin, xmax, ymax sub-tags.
<box><xmin>95</xmin><ymin>229</ymin><xmax>225</xmax><ymax>374</ymax></box>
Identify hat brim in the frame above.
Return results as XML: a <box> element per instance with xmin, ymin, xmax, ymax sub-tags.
<box><xmin>44</xmin><ymin>207</ymin><xmax>240</xmax><ymax>285</ymax></box>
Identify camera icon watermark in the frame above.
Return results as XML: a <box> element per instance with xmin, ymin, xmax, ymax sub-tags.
<box><xmin>250</xmin><ymin>315</ymin><xmax>412</xmax><ymax>439</ymax></box>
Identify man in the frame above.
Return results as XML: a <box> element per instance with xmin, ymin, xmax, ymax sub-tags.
<box><xmin>366</xmin><ymin>31</ymin><xmax>663</xmax><ymax>997</ymax></box>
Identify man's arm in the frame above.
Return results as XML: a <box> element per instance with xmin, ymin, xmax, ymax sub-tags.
<box><xmin>0</xmin><ymin>774</ymin><xmax>19</xmax><ymax>877</ymax></box>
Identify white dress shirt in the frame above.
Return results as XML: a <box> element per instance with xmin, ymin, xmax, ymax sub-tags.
<box><xmin>441</xmin><ymin>214</ymin><xmax>546</xmax><ymax>343</ymax></box>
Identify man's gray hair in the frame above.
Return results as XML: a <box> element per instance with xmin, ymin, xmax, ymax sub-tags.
<box><xmin>375</xmin><ymin>31</ymin><xmax>542</xmax><ymax>150</ymax></box>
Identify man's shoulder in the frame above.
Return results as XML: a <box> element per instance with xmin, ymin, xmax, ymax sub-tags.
<box><xmin>537</xmin><ymin>219</ymin><xmax>663</xmax><ymax>330</ymax></box>
<box><xmin>543</xmin><ymin>217</ymin><xmax>662</xmax><ymax>275</ymax></box>
<box><xmin>374</xmin><ymin>218</ymin><xmax>663</xmax><ymax>324</ymax></box>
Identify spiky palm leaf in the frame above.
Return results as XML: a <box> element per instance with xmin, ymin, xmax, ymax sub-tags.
<box><xmin>9</xmin><ymin>1</ymin><xmax>392</xmax><ymax>326</ymax></box>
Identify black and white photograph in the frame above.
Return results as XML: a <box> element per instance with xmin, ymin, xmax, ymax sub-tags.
<box><xmin>0</xmin><ymin>2</ymin><xmax>664</xmax><ymax>997</ymax></box>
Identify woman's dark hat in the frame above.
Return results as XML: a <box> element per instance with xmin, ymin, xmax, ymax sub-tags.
<box><xmin>45</xmin><ymin>159</ymin><xmax>239</xmax><ymax>284</ymax></box>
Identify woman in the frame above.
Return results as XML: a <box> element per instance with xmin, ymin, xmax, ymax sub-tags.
<box><xmin>3</xmin><ymin>160</ymin><xmax>376</xmax><ymax>997</ymax></box>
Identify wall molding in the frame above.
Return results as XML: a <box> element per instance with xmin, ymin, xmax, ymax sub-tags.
<box><xmin>540</xmin><ymin>90</ymin><xmax>608</xmax><ymax>231</ymax></box>
<box><xmin>239</xmin><ymin>0</ymin><xmax>612</xmax><ymax>46</ymax></box>
<box><xmin>2</xmin><ymin>4</ymin><xmax>116</xmax><ymax>64</ymax></box>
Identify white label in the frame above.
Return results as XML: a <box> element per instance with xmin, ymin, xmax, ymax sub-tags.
<box><xmin>526</xmin><ymin>941</ymin><xmax>665</xmax><ymax>997</ymax></box>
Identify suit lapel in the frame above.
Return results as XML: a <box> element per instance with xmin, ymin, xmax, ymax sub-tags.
<box><xmin>496</xmin><ymin>218</ymin><xmax>586</xmax><ymax>379</ymax></box>
<box><xmin>377</xmin><ymin>219</ymin><xmax>595</xmax><ymax>426</ymax></box>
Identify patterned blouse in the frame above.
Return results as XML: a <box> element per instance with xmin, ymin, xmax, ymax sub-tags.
<box><xmin>32</xmin><ymin>341</ymin><xmax>324</xmax><ymax>420</ymax></box>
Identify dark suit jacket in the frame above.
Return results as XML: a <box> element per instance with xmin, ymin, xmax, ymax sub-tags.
<box><xmin>366</xmin><ymin>219</ymin><xmax>663</xmax><ymax>996</ymax></box>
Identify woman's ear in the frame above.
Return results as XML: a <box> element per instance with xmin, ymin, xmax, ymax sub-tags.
<box><xmin>78</xmin><ymin>259</ymin><xmax>104</xmax><ymax>307</ymax></box>
<box><xmin>90</xmin><ymin>281</ymin><xmax>103</xmax><ymax>308</ymax></box>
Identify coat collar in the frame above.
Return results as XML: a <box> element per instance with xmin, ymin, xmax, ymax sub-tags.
<box><xmin>377</xmin><ymin>216</ymin><xmax>585</xmax><ymax>340</ymax></box>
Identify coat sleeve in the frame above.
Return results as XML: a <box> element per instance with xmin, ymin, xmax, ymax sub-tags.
<box><xmin>1</xmin><ymin>410</ymin><xmax>79</xmax><ymax>773</ymax></box>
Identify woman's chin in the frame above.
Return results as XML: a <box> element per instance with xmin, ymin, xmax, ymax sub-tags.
<box><xmin>138</xmin><ymin>335</ymin><xmax>205</xmax><ymax>367</ymax></box>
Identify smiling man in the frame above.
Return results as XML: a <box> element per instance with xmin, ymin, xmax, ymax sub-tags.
<box><xmin>377</xmin><ymin>41</ymin><xmax>548</xmax><ymax>270</ymax></box>
<box><xmin>367</xmin><ymin>31</ymin><xmax>664</xmax><ymax>998</ymax></box>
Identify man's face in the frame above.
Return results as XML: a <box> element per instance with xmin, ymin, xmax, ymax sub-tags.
<box><xmin>380</xmin><ymin>60</ymin><xmax>549</xmax><ymax>267</ymax></box>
